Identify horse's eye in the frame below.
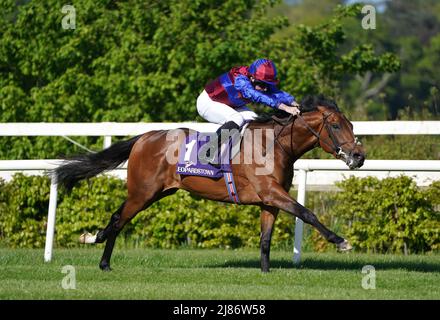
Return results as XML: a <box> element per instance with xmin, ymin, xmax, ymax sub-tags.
<box><xmin>331</xmin><ymin>124</ymin><xmax>340</xmax><ymax>130</ymax></box>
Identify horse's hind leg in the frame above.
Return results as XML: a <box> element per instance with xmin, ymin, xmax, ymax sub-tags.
<box><xmin>76</xmin><ymin>205</ymin><xmax>123</xmax><ymax>270</ymax></box>
<box><xmin>91</xmin><ymin>202</ymin><xmax>126</xmax><ymax>244</ymax></box>
<box><xmin>97</xmin><ymin>191</ymin><xmax>159</xmax><ymax>271</ymax></box>
<box><xmin>79</xmin><ymin>202</ymin><xmax>125</xmax><ymax>245</ymax></box>
<box><xmin>97</xmin><ymin>187</ymin><xmax>177</xmax><ymax>271</ymax></box>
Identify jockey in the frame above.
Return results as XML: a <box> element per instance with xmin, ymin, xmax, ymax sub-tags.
<box><xmin>197</xmin><ymin>58</ymin><xmax>300</xmax><ymax>164</ymax></box>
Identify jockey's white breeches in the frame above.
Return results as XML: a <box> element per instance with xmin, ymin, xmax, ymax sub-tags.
<box><xmin>197</xmin><ymin>90</ymin><xmax>257</xmax><ymax>127</ymax></box>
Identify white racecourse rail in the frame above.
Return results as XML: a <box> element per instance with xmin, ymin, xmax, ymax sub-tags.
<box><xmin>0</xmin><ymin>121</ymin><xmax>439</xmax><ymax>263</ymax></box>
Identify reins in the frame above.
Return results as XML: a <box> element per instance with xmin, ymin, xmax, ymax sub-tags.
<box><xmin>273</xmin><ymin>116</ymin><xmax>294</xmax><ymax>157</ymax></box>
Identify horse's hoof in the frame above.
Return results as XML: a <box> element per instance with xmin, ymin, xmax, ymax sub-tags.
<box><xmin>337</xmin><ymin>239</ymin><xmax>353</xmax><ymax>252</ymax></box>
<box><xmin>79</xmin><ymin>232</ymin><xmax>97</xmax><ymax>244</ymax></box>
<box><xmin>99</xmin><ymin>264</ymin><xmax>112</xmax><ymax>272</ymax></box>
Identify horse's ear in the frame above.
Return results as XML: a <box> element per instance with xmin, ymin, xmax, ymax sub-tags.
<box><xmin>272</xmin><ymin>113</ymin><xmax>293</xmax><ymax>125</ymax></box>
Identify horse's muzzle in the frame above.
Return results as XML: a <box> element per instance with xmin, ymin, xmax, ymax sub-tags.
<box><xmin>337</xmin><ymin>145</ymin><xmax>365</xmax><ymax>169</ymax></box>
<box><xmin>347</xmin><ymin>150</ymin><xmax>365</xmax><ymax>169</ymax></box>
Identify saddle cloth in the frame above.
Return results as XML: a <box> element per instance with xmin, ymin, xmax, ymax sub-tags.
<box><xmin>175</xmin><ymin>124</ymin><xmax>248</xmax><ymax>204</ymax></box>
<box><xmin>175</xmin><ymin>124</ymin><xmax>247</xmax><ymax>178</ymax></box>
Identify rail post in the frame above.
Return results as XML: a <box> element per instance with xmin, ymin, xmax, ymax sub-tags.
<box><xmin>293</xmin><ymin>169</ymin><xmax>307</xmax><ymax>264</ymax></box>
<box><xmin>44</xmin><ymin>176</ymin><xmax>58</xmax><ymax>262</ymax></box>
<box><xmin>103</xmin><ymin>135</ymin><xmax>112</xmax><ymax>149</ymax></box>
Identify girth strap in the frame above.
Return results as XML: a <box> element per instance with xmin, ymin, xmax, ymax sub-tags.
<box><xmin>224</xmin><ymin>172</ymin><xmax>240</xmax><ymax>204</ymax></box>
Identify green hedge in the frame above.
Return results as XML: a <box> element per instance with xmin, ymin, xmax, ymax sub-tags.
<box><xmin>309</xmin><ymin>176</ymin><xmax>440</xmax><ymax>254</ymax></box>
<box><xmin>0</xmin><ymin>174</ymin><xmax>438</xmax><ymax>253</ymax></box>
<box><xmin>0</xmin><ymin>175</ymin><xmax>50</xmax><ymax>248</ymax></box>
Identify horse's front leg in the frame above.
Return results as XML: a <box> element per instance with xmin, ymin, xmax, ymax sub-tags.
<box><xmin>260</xmin><ymin>206</ymin><xmax>279</xmax><ymax>273</ymax></box>
<box><xmin>260</xmin><ymin>184</ymin><xmax>352</xmax><ymax>251</ymax></box>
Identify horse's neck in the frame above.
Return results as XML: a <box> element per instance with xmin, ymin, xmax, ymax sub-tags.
<box><xmin>279</xmin><ymin>119</ymin><xmax>319</xmax><ymax>161</ymax></box>
<box><xmin>247</xmin><ymin>119</ymin><xmax>318</xmax><ymax>162</ymax></box>
<box><xmin>293</xmin><ymin>137</ymin><xmax>318</xmax><ymax>161</ymax></box>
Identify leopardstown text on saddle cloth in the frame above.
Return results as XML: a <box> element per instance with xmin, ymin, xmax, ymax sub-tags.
<box><xmin>165</xmin><ymin>128</ymin><xmax>275</xmax><ymax>176</ymax></box>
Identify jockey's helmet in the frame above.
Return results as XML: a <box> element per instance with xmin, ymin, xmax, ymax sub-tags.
<box><xmin>248</xmin><ymin>59</ymin><xmax>279</xmax><ymax>86</ymax></box>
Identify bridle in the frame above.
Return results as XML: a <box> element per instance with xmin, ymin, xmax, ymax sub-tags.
<box><xmin>297</xmin><ymin>111</ymin><xmax>359</xmax><ymax>158</ymax></box>
<box><xmin>274</xmin><ymin>110</ymin><xmax>361</xmax><ymax>159</ymax></box>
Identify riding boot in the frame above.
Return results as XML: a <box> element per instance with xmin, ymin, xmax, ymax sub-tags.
<box><xmin>200</xmin><ymin>121</ymin><xmax>240</xmax><ymax>167</ymax></box>
<box><xmin>213</xmin><ymin>121</ymin><xmax>240</xmax><ymax>167</ymax></box>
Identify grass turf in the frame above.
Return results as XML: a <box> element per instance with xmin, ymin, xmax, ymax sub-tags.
<box><xmin>0</xmin><ymin>248</ymin><xmax>439</xmax><ymax>300</ymax></box>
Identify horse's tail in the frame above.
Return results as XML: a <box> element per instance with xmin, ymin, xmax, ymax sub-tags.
<box><xmin>53</xmin><ymin>134</ymin><xmax>143</xmax><ymax>190</ymax></box>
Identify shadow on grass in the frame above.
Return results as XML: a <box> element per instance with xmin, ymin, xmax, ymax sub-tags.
<box><xmin>209</xmin><ymin>257</ymin><xmax>440</xmax><ymax>273</ymax></box>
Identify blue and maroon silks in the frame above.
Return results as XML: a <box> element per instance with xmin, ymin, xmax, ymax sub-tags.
<box><xmin>204</xmin><ymin>59</ymin><xmax>295</xmax><ymax>109</ymax></box>
<box><xmin>176</xmin><ymin>132</ymin><xmax>240</xmax><ymax>203</ymax></box>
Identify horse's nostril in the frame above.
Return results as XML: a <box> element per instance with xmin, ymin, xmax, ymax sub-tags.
<box><xmin>353</xmin><ymin>153</ymin><xmax>363</xmax><ymax>160</ymax></box>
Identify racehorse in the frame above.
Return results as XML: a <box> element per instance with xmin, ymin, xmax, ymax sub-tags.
<box><xmin>53</xmin><ymin>95</ymin><xmax>365</xmax><ymax>272</ymax></box>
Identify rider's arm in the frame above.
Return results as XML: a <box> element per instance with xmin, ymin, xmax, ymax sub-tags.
<box><xmin>270</xmin><ymin>88</ymin><xmax>295</xmax><ymax>106</ymax></box>
<box><xmin>235</xmin><ymin>75</ymin><xmax>296</xmax><ymax>109</ymax></box>
<box><xmin>234</xmin><ymin>75</ymin><xmax>279</xmax><ymax>108</ymax></box>
<box><xmin>267</xmin><ymin>88</ymin><xmax>300</xmax><ymax>115</ymax></box>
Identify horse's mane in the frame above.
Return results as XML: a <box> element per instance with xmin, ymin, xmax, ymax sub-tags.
<box><xmin>300</xmin><ymin>94</ymin><xmax>340</xmax><ymax>112</ymax></box>
<box><xmin>253</xmin><ymin>94</ymin><xmax>340</xmax><ymax>124</ymax></box>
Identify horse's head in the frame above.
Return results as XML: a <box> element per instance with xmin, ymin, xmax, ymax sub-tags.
<box><xmin>299</xmin><ymin>96</ymin><xmax>365</xmax><ymax>169</ymax></box>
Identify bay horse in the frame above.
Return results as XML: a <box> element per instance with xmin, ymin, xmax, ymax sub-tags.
<box><xmin>54</xmin><ymin>95</ymin><xmax>365</xmax><ymax>272</ymax></box>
